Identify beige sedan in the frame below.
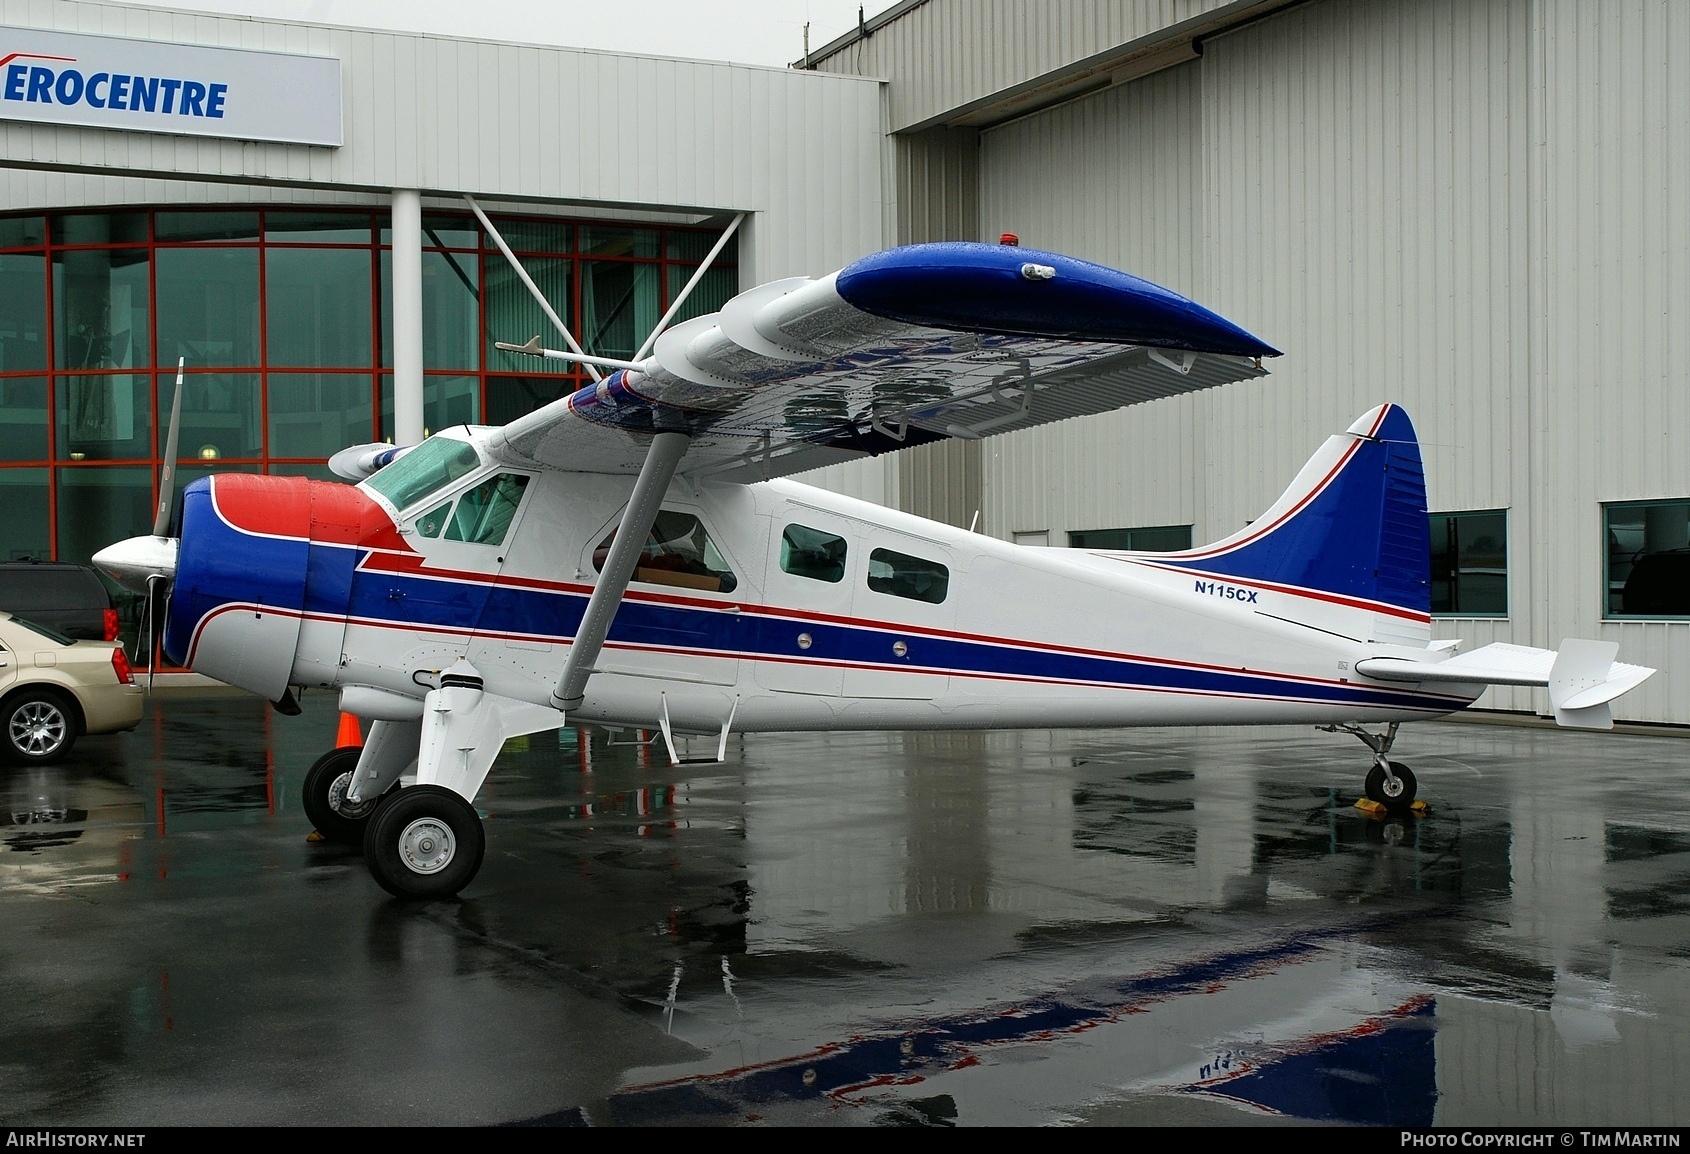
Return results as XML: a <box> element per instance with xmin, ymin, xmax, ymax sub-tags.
<box><xmin>0</xmin><ymin>612</ymin><xmax>145</xmax><ymax>764</ymax></box>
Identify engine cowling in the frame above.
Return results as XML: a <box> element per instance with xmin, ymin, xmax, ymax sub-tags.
<box><xmin>166</xmin><ymin>474</ymin><xmax>404</xmax><ymax>699</ymax></box>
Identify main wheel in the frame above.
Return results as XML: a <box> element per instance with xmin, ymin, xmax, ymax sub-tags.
<box><xmin>3</xmin><ymin>689</ymin><xmax>77</xmax><ymax>765</ymax></box>
<box><xmin>363</xmin><ymin>785</ymin><xmax>485</xmax><ymax>899</ymax></box>
<box><xmin>302</xmin><ymin>746</ymin><xmax>379</xmax><ymax>846</ymax></box>
<box><xmin>1364</xmin><ymin>761</ymin><xmax>1418</xmax><ymax>812</ymax></box>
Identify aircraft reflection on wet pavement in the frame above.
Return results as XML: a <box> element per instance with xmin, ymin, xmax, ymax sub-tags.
<box><xmin>3</xmin><ymin>694</ymin><xmax>1690</xmax><ymax>1127</ymax></box>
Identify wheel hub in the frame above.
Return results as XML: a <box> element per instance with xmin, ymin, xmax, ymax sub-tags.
<box><xmin>1379</xmin><ymin>770</ymin><xmax>1406</xmax><ymax>799</ymax></box>
<box><xmin>398</xmin><ymin>817</ymin><xmax>456</xmax><ymax>875</ymax></box>
<box><xmin>328</xmin><ymin>771</ymin><xmax>376</xmax><ymax>819</ymax></box>
<box><xmin>10</xmin><ymin>703</ymin><xmax>65</xmax><ymax>755</ymax></box>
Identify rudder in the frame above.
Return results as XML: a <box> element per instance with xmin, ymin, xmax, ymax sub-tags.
<box><xmin>1151</xmin><ymin>404</ymin><xmax>1431</xmax><ymax>645</ymax></box>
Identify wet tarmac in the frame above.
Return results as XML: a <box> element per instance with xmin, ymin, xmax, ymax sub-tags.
<box><xmin>3</xmin><ymin>689</ymin><xmax>1690</xmax><ymax>1128</ymax></box>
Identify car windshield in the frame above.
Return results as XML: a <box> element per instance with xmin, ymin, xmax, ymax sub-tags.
<box><xmin>363</xmin><ymin>436</ymin><xmax>482</xmax><ymax>512</ymax></box>
<box><xmin>9</xmin><ymin>615</ymin><xmax>73</xmax><ymax>646</ymax></box>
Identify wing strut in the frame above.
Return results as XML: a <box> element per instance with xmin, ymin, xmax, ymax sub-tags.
<box><xmin>552</xmin><ymin>430</ymin><xmax>691</xmax><ymax>711</ymax></box>
<box><xmin>464</xmin><ymin>193</ymin><xmax>602</xmax><ymax>383</ymax></box>
<box><xmin>632</xmin><ymin>212</ymin><xmax>744</xmax><ymax>360</ymax></box>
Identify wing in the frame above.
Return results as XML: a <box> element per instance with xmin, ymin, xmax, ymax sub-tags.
<box><xmin>488</xmin><ymin>241</ymin><xmax>1280</xmax><ymax>482</ymax></box>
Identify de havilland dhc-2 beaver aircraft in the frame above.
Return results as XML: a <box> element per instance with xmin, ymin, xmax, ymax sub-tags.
<box><xmin>94</xmin><ymin>239</ymin><xmax>1654</xmax><ymax>898</ymax></box>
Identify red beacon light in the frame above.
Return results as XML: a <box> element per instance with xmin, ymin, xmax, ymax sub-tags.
<box><xmin>999</xmin><ymin>232</ymin><xmax>1019</xmax><ymax>246</ymax></box>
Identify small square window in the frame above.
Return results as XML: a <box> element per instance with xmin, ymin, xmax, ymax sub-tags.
<box><xmin>1429</xmin><ymin>510</ymin><xmax>1507</xmax><ymax>616</ymax></box>
<box><xmin>781</xmin><ymin>524</ymin><xmax>847</xmax><ymax>582</ymax></box>
<box><xmin>1605</xmin><ymin>500</ymin><xmax>1690</xmax><ymax>618</ymax></box>
<box><xmin>867</xmin><ymin>547</ymin><xmax>948</xmax><ymax>604</ymax></box>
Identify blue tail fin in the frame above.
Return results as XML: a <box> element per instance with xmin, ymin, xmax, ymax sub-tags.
<box><xmin>1160</xmin><ymin>404</ymin><xmax>1430</xmax><ymax>643</ymax></box>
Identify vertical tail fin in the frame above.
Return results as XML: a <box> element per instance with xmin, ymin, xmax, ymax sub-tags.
<box><xmin>1157</xmin><ymin>404</ymin><xmax>1431</xmax><ymax>645</ymax></box>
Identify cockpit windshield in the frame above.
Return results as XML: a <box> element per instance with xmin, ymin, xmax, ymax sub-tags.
<box><xmin>363</xmin><ymin>436</ymin><xmax>482</xmax><ymax>512</ymax></box>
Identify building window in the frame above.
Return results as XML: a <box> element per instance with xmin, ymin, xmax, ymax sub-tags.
<box><xmin>1013</xmin><ymin>530</ymin><xmax>1049</xmax><ymax>547</ymax></box>
<box><xmin>1605</xmin><ymin>500</ymin><xmax>1690</xmax><ymax>618</ymax></box>
<box><xmin>1429</xmin><ymin>510</ymin><xmax>1507</xmax><ymax>616</ymax></box>
<box><xmin>1068</xmin><ymin>525</ymin><xmax>1193</xmax><ymax>551</ymax></box>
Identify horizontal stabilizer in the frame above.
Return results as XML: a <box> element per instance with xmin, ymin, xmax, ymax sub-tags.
<box><xmin>1356</xmin><ymin>640</ymin><xmax>1655</xmax><ymax>730</ymax></box>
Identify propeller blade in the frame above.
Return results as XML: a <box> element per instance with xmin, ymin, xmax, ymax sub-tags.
<box><xmin>152</xmin><ymin>357</ymin><xmax>185</xmax><ymax>538</ymax></box>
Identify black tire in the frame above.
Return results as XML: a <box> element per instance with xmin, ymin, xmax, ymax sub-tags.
<box><xmin>1364</xmin><ymin>761</ymin><xmax>1418</xmax><ymax>812</ymax></box>
<box><xmin>3</xmin><ymin>689</ymin><xmax>78</xmax><ymax>765</ymax></box>
<box><xmin>363</xmin><ymin>785</ymin><xmax>485</xmax><ymax>899</ymax></box>
<box><xmin>302</xmin><ymin>746</ymin><xmax>378</xmax><ymax>846</ymax></box>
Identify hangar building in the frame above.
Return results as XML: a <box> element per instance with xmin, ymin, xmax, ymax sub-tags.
<box><xmin>0</xmin><ymin>0</ymin><xmax>1684</xmax><ymax>724</ymax></box>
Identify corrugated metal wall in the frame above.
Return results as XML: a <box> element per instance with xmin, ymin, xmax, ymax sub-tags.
<box><xmin>958</xmin><ymin>0</ymin><xmax>1690</xmax><ymax>723</ymax></box>
<box><xmin>814</xmin><ymin>0</ymin><xmax>1259</xmax><ymax>131</ymax></box>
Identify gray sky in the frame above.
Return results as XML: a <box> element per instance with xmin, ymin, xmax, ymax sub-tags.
<box><xmin>122</xmin><ymin>1</ymin><xmax>902</xmax><ymax>68</ymax></box>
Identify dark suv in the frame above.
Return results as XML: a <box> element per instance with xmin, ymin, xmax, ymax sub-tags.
<box><xmin>0</xmin><ymin>561</ymin><xmax>118</xmax><ymax>642</ymax></box>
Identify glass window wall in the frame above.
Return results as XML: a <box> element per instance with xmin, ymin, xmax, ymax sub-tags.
<box><xmin>0</xmin><ymin>467</ymin><xmax>48</xmax><ymax>560</ymax></box>
<box><xmin>267</xmin><ymin>373</ymin><xmax>376</xmax><ymax>460</ymax></box>
<box><xmin>0</xmin><ymin>253</ymin><xmax>46</xmax><ymax>371</ymax></box>
<box><xmin>265</xmin><ymin>247</ymin><xmax>373</xmax><ymax>366</ymax></box>
<box><xmin>53</xmin><ymin>248</ymin><xmax>149</xmax><ymax>370</ymax></box>
<box><xmin>379</xmin><ymin>374</ymin><xmax>480</xmax><ymax>441</ymax></box>
<box><xmin>485</xmin><ymin>257</ymin><xmax>571</xmax><ymax>373</ymax></box>
<box><xmin>380</xmin><ymin>249</ymin><xmax>479</xmax><ymax>370</ymax></box>
<box><xmin>158</xmin><ymin>373</ymin><xmax>263</xmax><ymax>462</ymax></box>
<box><xmin>0</xmin><ymin>377</ymin><xmax>46</xmax><ymax>461</ymax></box>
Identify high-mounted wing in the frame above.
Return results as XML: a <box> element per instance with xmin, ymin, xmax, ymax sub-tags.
<box><xmin>488</xmin><ymin>242</ymin><xmax>1280</xmax><ymax>481</ymax></box>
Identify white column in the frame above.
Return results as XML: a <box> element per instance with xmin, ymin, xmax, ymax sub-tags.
<box><xmin>390</xmin><ymin>189</ymin><xmax>425</xmax><ymax>445</ymax></box>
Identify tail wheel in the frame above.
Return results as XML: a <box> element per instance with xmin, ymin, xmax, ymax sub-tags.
<box><xmin>364</xmin><ymin>785</ymin><xmax>485</xmax><ymax>899</ymax></box>
<box><xmin>302</xmin><ymin>746</ymin><xmax>378</xmax><ymax>846</ymax></box>
<box><xmin>3</xmin><ymin>690</ymin><xmax>77</xmax><ymax>765</ymax></box>
<box><xmin>1364</xmin><ymin>761</ymin><xmax>1418</xmax><ymax>813</ymax></box>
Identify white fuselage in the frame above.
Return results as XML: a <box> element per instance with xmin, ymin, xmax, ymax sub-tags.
<box><xmin>265</xmin><ymin>460</ymin><xmax>1473</xmax><ymax>738</ymax></box>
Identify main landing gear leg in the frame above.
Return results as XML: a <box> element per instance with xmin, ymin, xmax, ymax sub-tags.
<box><xmin>1318</xmin><ymin>721</ymin><xmax>1419</xmax><ymax>814</ymax></box>
<box><xmin>362</xmin><ymin>659</ymin><xmax>561</xmax><ymax>900</ymax></box>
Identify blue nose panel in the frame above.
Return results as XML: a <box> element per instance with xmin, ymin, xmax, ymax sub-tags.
<box><xmin>165</xmin><ymin>478</ymin><xmax>310</xmax><ymax>666</ymax></box>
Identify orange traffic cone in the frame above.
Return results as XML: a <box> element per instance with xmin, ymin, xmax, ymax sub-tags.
<box><xmin>335</xmin><ymin>712</ymin><xmax>363</xmax><ymax>748</ymax></box>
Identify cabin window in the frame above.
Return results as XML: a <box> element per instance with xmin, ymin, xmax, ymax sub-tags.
<box><xmin>867</xmin><ymin>547</ymin><xmax>948</xmax><ymax>604</ymax></box>
<box><xmin>414</xmin><ymin>501</ymin><xmax>451</xmax><ymax>538</ymax></box>
<box><xmin>444</xmin><ymin>472</ymin><xmax>529</xmax><ymax>546</ymax></box>
<box><xmin>595</xmin><ymin>509</ymin><xmax>738</xmax><ymax>594</ymax></box>
<box><xmin>1429</xmin><ymin>510</ymin><xmax>1507</xmax><ymax>616</ymax></box>
<box><xmin>1605</xmin><ymin>500</ymin><xmax>1690</xmax><ymax>618</ymax></box>
<box><xmin>1067</xmin><ymin>525</ymin><xmax>1192</xmax><ymax>551</ymax></box>
<box><xmin>780</xmin><ymin>524</ymin><xmax>847</xmax><ymax>583</ymax></box>
<box><xmin>364</xmin><ymin>435</ymin><xmax>481</xmax><ymax>511</ymax></box>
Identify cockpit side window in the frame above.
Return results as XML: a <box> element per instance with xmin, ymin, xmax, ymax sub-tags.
<box><xmin>444</xmin><ymin>473</ymin><xmax>530</xmax><ymax>546</ymax></box>
<box><xmin>594</xmin><ymin>510</ymin><xmax>738</xmax><ymax>593</ymax></box>
<box><xmin>414</xmin><ymin>501</ymin><xmax>451</xmax><ymax>539</ymax></box>
<box><xmin>364</xmin><ymin>437</ymin><xmax>482</xmax><ymax>512</ymax></box>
